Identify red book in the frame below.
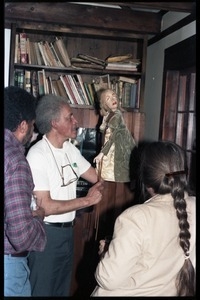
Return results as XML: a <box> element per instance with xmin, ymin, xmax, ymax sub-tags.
<box><xmin>19</xmin><ymin>32</ymin><xmax>28</xmax><ymax>64</ymax></box>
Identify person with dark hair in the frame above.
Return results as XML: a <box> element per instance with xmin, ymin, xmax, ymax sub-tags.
<box><xmin>26</xmin><ymin>94</ymin><xmax>104</xmax><ymax>296</ymax></box>
<box><xmin>93</xmin><ymin>88</ymin><xmax>136</xmax><ymax>182</ymax></box>
<box><xmin>4</xmin><ymin>86</ymin><xmax>47</xmax><ymax>296</ymax></box>
<box><xmin>91</xmin><ymin>140</ymin><xmax>196</xmax><ymax>296</ymax></box>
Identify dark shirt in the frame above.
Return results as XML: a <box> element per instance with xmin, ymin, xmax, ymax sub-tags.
<box><xmin>4</xmin><ymin>129</ymin><xmax>46</xmax><ymax>254</ymax></box>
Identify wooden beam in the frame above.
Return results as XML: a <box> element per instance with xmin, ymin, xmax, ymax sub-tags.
<box><xmin>5</xmin><ymin>2</ymin><xmax>162</xmax><ymax>34</ymax></box>
<box><xmin>94</xmin><ymin>2</ymin><xmax>196</xmax><ymax>13</ymax></box>
<box><xmin>148</xmin><ymin>12</ymin><xmax>196</xmax><ymax>46</ymax></box>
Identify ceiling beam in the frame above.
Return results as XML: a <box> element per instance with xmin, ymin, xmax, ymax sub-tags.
<box><xmin>5</xmin><ymin>2</ymin><xmax>162</xmax><ymax>34</ymax></box>
<box><xmin>93</xmin><ymin>2</ymin><xmax>196</xmax><ymax>13</ymax></box>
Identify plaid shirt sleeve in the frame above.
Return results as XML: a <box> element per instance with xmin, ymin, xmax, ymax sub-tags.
<box><xmin>4</xmin><ymin>147</ymin><xmax>47</xmax><ymax>253</ymax></box>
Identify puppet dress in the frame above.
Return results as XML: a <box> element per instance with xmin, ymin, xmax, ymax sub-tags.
<box><xmin>99</xmin><ymin>109</ymin><xmax>136</xmax><ymax>182</ymax></box>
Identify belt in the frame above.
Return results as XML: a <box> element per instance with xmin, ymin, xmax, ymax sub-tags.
<box><xmin>44</xmin><ymin>220</ymin><xmax>75</xmax><ymax>228</ymax></box>
<box><xmin>5</xmin><ymin>251</ymin><xmax>29</xmax><ymax>257</ymax></box>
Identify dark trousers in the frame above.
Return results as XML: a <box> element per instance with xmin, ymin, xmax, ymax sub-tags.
<box><xmin>28</xmin><ymin>224</ymin><xmax>74</xmax><ymax>296</ymax></box>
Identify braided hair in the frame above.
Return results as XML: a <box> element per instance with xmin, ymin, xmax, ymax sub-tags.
<box><xmin>139</xmin><ymin>140</ymin><xmax>195</xmax><ymax>296</ymax></box>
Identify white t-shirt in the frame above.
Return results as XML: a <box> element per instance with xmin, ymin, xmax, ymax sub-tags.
<box><xmin>26</xmin><ymin>135</ymin><xmax>91</xmax><ymax>222</ymax></box>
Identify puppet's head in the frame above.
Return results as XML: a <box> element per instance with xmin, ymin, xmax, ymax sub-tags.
<box><xmin>98</xmin><ymin>88</ymin><xmax>120</xmax><ymax>116</ymax></box>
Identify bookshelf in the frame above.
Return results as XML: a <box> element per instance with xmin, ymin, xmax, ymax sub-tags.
<box><xmin>8</xmin><ymin>22</ymin><xmax>146</xmax><ymax>142</ymax></box>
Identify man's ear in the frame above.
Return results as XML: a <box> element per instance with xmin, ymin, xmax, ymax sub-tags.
<box><xmin>18</xmin><ymin>120</ymin><xmax>28</xmax><ymax>134</ymax></box>
<box><xmin>13</xmin><ymin>120</ymin><xmax>28</xmax><ymax>142</ymax></box>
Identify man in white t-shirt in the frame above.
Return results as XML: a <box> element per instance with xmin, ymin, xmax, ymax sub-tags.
<box><xmin>26</xmin><ymin>94</ymin><xmax>104</xmax><ymax>297</ymax></box>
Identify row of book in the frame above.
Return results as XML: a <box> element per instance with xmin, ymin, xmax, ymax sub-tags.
<box><xmin>15</xmin><ymin>33</ymin><xmax>71</xmax><ymax>67</ymax></box>
<box><xmin>15</xmin><ymin>33</ymin><xmax>141</xmax><ymax>71</ymax></box>
<box><xmin>14</xmin><ymin>69</ymin><xmax>141</xmax><ymax>109</ymax></box>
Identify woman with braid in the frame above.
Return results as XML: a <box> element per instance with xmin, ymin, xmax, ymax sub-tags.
<box><xmin>91</xmin><ymin>140</ymin><xmax>195</xmax><ymax>296</ymax></box>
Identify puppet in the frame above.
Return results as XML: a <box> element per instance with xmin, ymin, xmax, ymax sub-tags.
<box><xmin>94</xmin><ymin>88</ymin><xmax>136</xmax><ymax>182</ymax></box>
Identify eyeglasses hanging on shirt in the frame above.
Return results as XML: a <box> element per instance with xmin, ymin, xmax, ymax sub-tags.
<box><xmin>61</xmin><ymin>163</ymin><xmax>78</xmax><ymax>187</ymax></box>
<box><xmin>44</xmin><ymin>137</ymin><xmax>78</xmax><ymax>187</ymax></box>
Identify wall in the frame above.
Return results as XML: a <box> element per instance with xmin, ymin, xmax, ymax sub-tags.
<box><xmin>4</xmin><ymin>28</ymin><xmax>11</xmax><ymax>87</ymax></box>
<box><xmin>143</xmin><ymin>12</ymin><xmax>196</xmax><ymax>141</ymax></box>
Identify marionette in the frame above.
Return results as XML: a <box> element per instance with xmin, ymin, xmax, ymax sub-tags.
<box><xmin>93</xmin><ymin>88</ymin><xmax>136</xmax><ymax>182</ymax></box>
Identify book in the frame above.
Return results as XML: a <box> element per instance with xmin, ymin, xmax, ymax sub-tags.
<box><xmin>26</xmin><ymin>37</ymin><xmax>31</xmax><ymax>64</ymax></box>
<box><xmin>38</xmin><ymin>41</ymin><xmax>49</xmax><ymax>66</ymax></box>
<box><xmin>31</xmin><ymin>70</ymin><xmax>39</xmax><ymax>98</ymax></box>
<box><xmin>19</xmin><ymin>32</ymin><xmax>28</xmax><ymax>64</ymax></box>
<box><xmin>14</xmin><ymin>69</ymin><xmax>24</xmax><ymax>88</ymax></box>
<box><xmin>83</xmin><ymin>82</ymin><xmax>93</xmax><ymax>105</ymax></box>
<box><xmin>43</xmin><ymin>41</ymin><xmax>58</xmax><ymax>67</ymax></box>
<box><xmin>122</xmin><ymin>82</ymin><xmax>132</xmax><ymax>107</ymax></box>
<box><xmin>57</xmin><ymin>78</ymin><xmax>69</xmax><ymax>99</ymax></box>
<box><xmin>46</xmin><ymin>76</ymin><xmax>53</xmax><ymax>94</ymax></box>
<box><xmin>24</xmin><ymin>70</ymin><xmax>31</xmax><ymax>93</ymax></box>
<box><xmin>51</xmin><ymin>79</ymin><xmax>60</xmax><ymax>96</ymax></box>
<box><xmin>135</xmin><ymin>78</ymin><xmax>141</xmax><ymax>109</ymax></box>
<box><xmin>77</xmin><ymin>54</ymin><xmax>106</xmax><ymax>67</ymax></box>
<box><xmin>72</xmin><ymin>75</ymin><xmax>87</xmax><ymax>105</ymax></box>
<box><xmin>76</xmin><ymin>74</ymin><xmax>90</xmax><ymax>105</ymax></box>
<box><xmin>29</xmin><ymin>41</ymin><xmax>37</xmax><ymax>65</ymax></box>
<box><xmin>67</xmin><ymin>75</ymin><xmax>83</xmax><ymax>105</ymax></box>
<box><xmin>118</xmin><ymin>76</ymin><xmax>137</xmax><ymax>84</ymax></box>
<box><xmin>17</xmin><ymin>69</ymin><xmax>24</xmax><ymax>89</ymax></box>
<box><xmin>87</xmin><ymin>83</ymin><xmax>95</xmax><ymax>105</ymax></box>
<box><xmin>37</xmin><ymin>69</ymin><xmax>46</xmax><ymax>96</ymax></box>
<box><xmin>54</xmin><ymin>37</ymin><xmax>71</xmax><ymax>67</ymax></box>
<box><xmin>60</xmin><ymin>75</ymin><xmax>77</xmax><ymax>104</ymax></box>
<box><xmin>106</xmin><ymin>62</ymin><xmax>138</xmax><ymax>71</ymax></box>
<box><xmin>106</xmin><ymin>54</ymin><xmax>132</xmax><ymax>63</ymax></box>
<box><xmin>49</xmin><ymin>41</ymin><xmax>65</xmax><ymax>67</ymax></box>
<box><xmin>129</xmin><ymin>83</ymin><xmax>137</xmax><ymax>108</ymax></box>
<box><xmin>14</xmin><ymin>33</ymin><xmax>20</xmax><ymax>63</ymax></box>
<box><xmin>71</xmin><ymin>57</ymin><xmax>105</xmax><ymax>70</ymax></box>
<box><xmin>33</xmin><ymin>42</ymin><xmax>44</xmax><ymax>65</ymax></box>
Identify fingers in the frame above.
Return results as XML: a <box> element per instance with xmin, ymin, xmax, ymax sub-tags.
<box><xmin>98</xmin><ymin>240</ymin><xmax>106</xmax><ymax>255</ymax></box>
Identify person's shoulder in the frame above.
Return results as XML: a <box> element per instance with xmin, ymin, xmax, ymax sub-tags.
<box><xmin>119</xmin><ymin>203</ymin><xmax>146</xmax><ymax>220</ymax></box>
<box><xmin>26</xmin><ymin>138</ymin><xmax>46</xmax><ymax>158</ymax></box>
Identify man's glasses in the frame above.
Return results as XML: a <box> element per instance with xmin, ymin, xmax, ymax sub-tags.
<box><xmin>61</xmin><ymin>164</ymin><xmax>78</xmax><ymax>187</ymax></box>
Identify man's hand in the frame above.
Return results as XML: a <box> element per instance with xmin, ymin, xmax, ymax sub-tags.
<box><xmin>86</xmin><ymin>180</ymin><xmax>104</xmax><ymax>206</ymax></box>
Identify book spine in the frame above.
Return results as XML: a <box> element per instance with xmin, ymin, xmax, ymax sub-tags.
<box><xmin>87</xmin><ymin>83</ymin><xmax>95</xmax><ymax>105</ymax></box>
<box><xmin>67</xmin><ymin>75</ymin><xmax>82</xmax><ymax>104</ymax></box>
<box><xmin>135</xmin><ymin>78</ymin><xmax>141</xmax><ymax>109</ymax></box>
<box><xmin>59</xmin><ymin>75</ymin><xmax>74</xmax><ymax>104</ymax></box>
<box><xmin>84</xmin><ymin>82</ymin><xmax>93</xmax><ymax>106</ymax></box>
<box><xmin>129</xmin><ymin>83</ymin><xmax>137</xmax><ymax>108</ymax></box>
<box><xmin>19</xmin><ymin>32</ymin><xmax>28</xmax><ymax>64</ymax></box>
<box><xmin>37</xmin><ymin>41</ymin><xmax>48</xmax><ymax>66</ymax></box>
<box><xmin>29</xmin><ymin>41</ymin><xmax>37</xmax><ymax>65</ymax></box>
<box><xmin>44</xmin><ymin>41</ymin><xmax>57</xmax><ymax>67</ymax></box>
<box><xmin>24</xmin><ymin>70</ymin><xmax>31</xmax><ymax>93</ymax></box>
<box><xmin>14</xmin><ymin>33</ymin><xmax>20</xmax><ymax>63</ymax></box>
<box><xmin>33</xmin><ymin>42</ymin><xmax>41</xmax><ymax>65</ymax></box>
<box><xmin>76</xmin><ymin>74</ymin><xmax>90</xmax><ymax>105</ymax></box>
<box><xmin>51</xmin><ymin>79</ymin><xmax>60</xmax><ymax>96</ymax></box>
<box><xmin>37</xmin><ymin>70</ymin><xmax>45</xmax><ymax>96</ymax></box>
<box><xmin>17</xmin><ymin>69</ymin><xmax>24</xmax><ymax>89</ymax></box>
<box><xmin>122</xmin><ymin>82</ymin><xmax>131</xmax><ymax>107</ymax></box>
<box><xmin>57</xmin><ymin>78</ymin><xmax>69</xmax><ymax>98</ymax></box>
<box><xmin>49</xmin><ymin>42</ymin><xmax>65</xmax><ymax>67</ymax></box>
<box><xmin>26</xmin><ymin>37</ymin><xmax>31</xmax><ymax>64</ymax></box>
<box><xmin>63</xmin><ymin>75</ymin><xmax>78</xmax><ymax>104</ymax></box>
<box><xmin>119</xmin><ymin>76</ymin><xmax>137</xmax><ymax>84</ymax></box>
<box><xmin>54</xmin><ymin>37</ymin><xmax>71</xmax><ymax>67</ymax></box>
<box><xmin>31</xmin><ymin>70</ymin><xmax>39</xmax><ymax>98</ymax></box>
<box><xmin>71</xmin><ymin>75</ymin><xmax>86</xmax><ymax>105</ymax></box>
